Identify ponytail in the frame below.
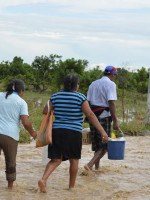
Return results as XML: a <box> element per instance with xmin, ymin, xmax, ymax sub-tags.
<box><xmin>5</xmin><ymin>79</ymin><xmax>25</xmax><ymax>99</ymax></box>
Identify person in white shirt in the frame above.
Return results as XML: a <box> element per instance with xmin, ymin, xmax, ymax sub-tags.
<box><xmin>0</xmin><ymin>79</ymin><xmax>37</xmax><ymax>188</ymax></box>
<box><xmin>84</xmin><ymin>66</ymin><xmax>120</xmax><ymax>172</ymax></box>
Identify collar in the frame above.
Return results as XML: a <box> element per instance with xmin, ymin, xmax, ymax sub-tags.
<box><xmin>102</xmin><ymin>76</ymin><xmax>111</xmax><ymax>80</ymax></box>
<box><xmin>13</xmin><ymin>91</ymin><xmax>19</xmax><ymax>95</ymax></box>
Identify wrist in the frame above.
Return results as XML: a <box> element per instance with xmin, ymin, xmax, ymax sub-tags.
<box><xmin>32</xmin><ymin>130</ymin><xmax>37</xmax><ymax>139</ymax></box>
<box><xmin>113</xmin><ymin>118</ymin><xmax>118</xmax><ymax>123</ymax></box>
<box><xmin>101</xmin><ymin>132</ymin><xmax>107</xmax><ymax>137</ymax></box>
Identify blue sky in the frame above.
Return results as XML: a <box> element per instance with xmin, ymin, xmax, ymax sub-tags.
<box><xmin>0</xmin><ymin>0</ymin><xmax>150</xmax><ymax>71</ymax></box>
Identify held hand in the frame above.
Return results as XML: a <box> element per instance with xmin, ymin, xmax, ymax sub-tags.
<box><xmin>32</xmin><ymin>131</ymin><xmax>37</xmax><ymax>140</ymax></box>
<box><xmin>101</xmin><ymin>133</ymin><xmax>108</xmax><ymax>143</ymax></box>
<box><xmin>113</xmin><ymin>121</ymin><xmax>120</xmax><ymax>130</ymax></box>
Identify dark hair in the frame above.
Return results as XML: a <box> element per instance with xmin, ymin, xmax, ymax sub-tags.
<box><xmin>5</xmin><ymin>79</ymin><xmax>25</xmax><ymax>99</ymax></box>
<box><xmin>104</xmin><ymin>71</ymin><xmax>111</xmax><ymax>76</ymax></box>
<box><xmin>64</xmin><ymin>74</ymin><xmax>79</xmax><ymax>92</ymax></box>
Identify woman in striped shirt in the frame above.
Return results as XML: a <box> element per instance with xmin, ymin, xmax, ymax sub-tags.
<box><xmin>38</xmin><ymin>73</ymin><xmax>108</xmax><ymax>193</ymax></box>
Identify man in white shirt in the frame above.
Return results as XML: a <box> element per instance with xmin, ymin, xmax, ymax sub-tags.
<box><xmin>84</xmin><ymin>66</ymin><xmax>119</xmax><ymax>172</ymax></box>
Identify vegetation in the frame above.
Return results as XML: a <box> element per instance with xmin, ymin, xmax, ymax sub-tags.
<box><xmin>0</xmin><ymin>55</ymin><xmax>150</xmax><ymax>142</ymax></box>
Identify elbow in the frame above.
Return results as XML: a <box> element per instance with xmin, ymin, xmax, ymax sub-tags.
<box><xmin>22</xmin><ymin>118</ymin><xmax>30</xmax><ymax>128</ymax></box>
<box><xmin>86</xmin><ymin>111</ymin><xmax>95</xmax><ymax>122</ymax></box>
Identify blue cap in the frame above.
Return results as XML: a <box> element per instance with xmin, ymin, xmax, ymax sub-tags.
<box><xmin>104</xmin><ymin>66</ymin><xmax>117</xmax><ymax>75</ymax></box>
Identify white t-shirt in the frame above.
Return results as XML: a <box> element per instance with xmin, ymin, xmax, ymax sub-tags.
<box><xmin>0</xmin><ymin>92</ymin><xmax>29</xmax><ymax>141</ymax></box>
<box><xmin>87</xmin><ymin>76</ymin><xmax>117</xmax><ymax>119</ymax></box>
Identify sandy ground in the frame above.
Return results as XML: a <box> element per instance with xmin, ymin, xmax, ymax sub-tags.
<box><xmin>0</xmin><ymin>136</ymin><xmax>150</xmax><ymax>200</ymax></box>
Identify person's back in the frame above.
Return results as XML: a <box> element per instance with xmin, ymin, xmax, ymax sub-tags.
<box><xmin>51</xmin><ymin>90</ymin><xmax>85</xmax><ymax>133</ymax></box>
<box><xmin>85</xmin><ymin>66</ymin><xmax>119</xmax><ymax>171</ymax></box>
<box><xmin>0</xmin><ymin>79</ymin><xmax>37</xmax><ymax>188</ymax></box>
<box><xmin>87</xmin><ymin>76</ymin><xmax>117</xmax><ymax>119</ymax></box>
<box><xmin>38</xmin><ymin>73</ymin><xmax>108</xmax><ymax>193</ymax></box>
<box><xmin>0</xmin><ymin>92</ymin><xmax>27</xmax><ymax>141</ymax></box>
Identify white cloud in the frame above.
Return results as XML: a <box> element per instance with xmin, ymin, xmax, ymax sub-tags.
<box><xmin>0</xmin><ymin>30</ymin><xmax>64</xmax><ymax>39</ymax></box>
<box><xmin>0</xmin><ymin>0</ymin><xmax>150</xmax><ymax>68</ymax></box>
<box><xmin>87</xmin><ymin>63</ymin><xmax>106</xmax><ymax>71</ymax></box>
<box><xmin>88</xmin><ymin>63</ymin><xmax>149</xmax><ymax>72</ymax></box>
<box><xmin>31</xmin><ymin>32</ymin><xmax>64</xmax><ymax>39</ymax></box>
<box><xmin>1</xmin><ymin>0</ymin><xmax>150</xmax><ymax>13</ymax></box>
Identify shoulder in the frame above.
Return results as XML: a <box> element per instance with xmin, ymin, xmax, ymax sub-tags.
<box><xmin>13</xmin><ymin>95</ymin><xmax>27</xmax><ymax>106</ymax></box>
<box><xmin>74</xmin><ymin>91</ymin><xmax>87</xmax><ymax>100</ymax></box>
<box><xmin>106</xmin><ymin>80</ymin><xmax>116</xmax><ymax>92</ymax></box>
<box><xmin>20</xmin><ymin>97</ymin><xmax>27</xmax><ymax>105</ymax></box>
<box><xmin>109</xmin><ymin>80</ymin><xmax>116</xmax><ymax>87</ymax></box>
<box><xmin>51</xmin><ymin>91</ymin><xmax>66</xmax><ymax>98</ymax></box>
<box><xmin>103</xmin><ymin>77</ymin><xmax>116</xmax><ymax>86</ymax></box>
<box><xmin>89</xmin><ymin>78</ymin><xmax>101</xmax><ymax>87</ymax></box>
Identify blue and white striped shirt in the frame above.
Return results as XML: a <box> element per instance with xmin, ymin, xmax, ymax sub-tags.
<box><xmin>51</xmin><ymin>91</ymin><xmax>86</xmax><ymax>133</ymax></box>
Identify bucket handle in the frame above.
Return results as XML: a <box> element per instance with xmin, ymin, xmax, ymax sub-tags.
<box><xmin>119</xmin><ymin>128</ymin><xmax>124</xmax><ymax>137</ymax></box>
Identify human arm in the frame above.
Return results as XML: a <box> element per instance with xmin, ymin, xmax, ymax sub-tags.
<box><xmin>109</xmin><ymin>100</ymin><xmax>119</xmax><ymax>130</ymax></box>
<box><xmin>21</xmin><ymin>115</ymin><xmax>37</xmax><ymax>139</ymax></box>
<box><xmin>82</xmin><ymin>100</ymin><xmax>108</xmax><ymax>143</ymax></box>
<box><xmin>83</xmin><ymin>101</ymin><xmax>91</xmax><ymax>123</ymax></box>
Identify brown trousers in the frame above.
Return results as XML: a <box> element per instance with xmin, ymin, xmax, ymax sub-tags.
<box><xmin>0</xmin><ymin>134</ymin><xmax>18</xmax><ymax>181</ymax></box>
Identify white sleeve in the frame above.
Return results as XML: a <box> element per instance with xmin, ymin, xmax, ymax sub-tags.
<box><xmin>20</xmin><ymin>100</ymin><xmax>29</xmax><ymax>116</ymax></box>
<box><xmin>106</xmin><ymin>82</ymin><xmax>117</xmax><ymax>101</ymax></box>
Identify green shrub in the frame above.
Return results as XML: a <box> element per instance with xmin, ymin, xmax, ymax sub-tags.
<box><xmin>119</xmin><ymin>121</ymin><xmax>149</xmax><ymax>136</ymax></box>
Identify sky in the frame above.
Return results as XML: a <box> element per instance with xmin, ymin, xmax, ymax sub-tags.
<box><xmin>0</xmin><ymin>0</ymin><xmax>150</xmax><ymax>71</ymax></box>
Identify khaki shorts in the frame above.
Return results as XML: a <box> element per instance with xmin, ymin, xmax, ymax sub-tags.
<box><xmin>0</xmin><ymin>134</ymin><xmax>18</xmax><ymax>181</ymax></box>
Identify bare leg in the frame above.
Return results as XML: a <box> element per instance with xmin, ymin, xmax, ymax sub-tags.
<box><xmin>69</xmin><ymin>159</ymin><xmax>79</xmax><ymax>189</ymax></box>
<box><xmin>95</xmin><ymin>150</ymin><xmax>106</xmax><ymax>170</ymax></box>
<box><xmin>8</xmin><ymin>181</ymin><xmax>13</xmax><ymax>188</ymax></box>
<box><xmin>94</xmin><ymin>151</ymin><xmax>100</xmax><ymax>170</ymax></box>
<box><xmin>38</xmin><ymin>157</ymin><xmax>62</xmax><ymax>193</ymax></box>
<box><xmin>84</xmin><ymin>149</ymin><xmax>106</xmax><ymax>172</ymax></box>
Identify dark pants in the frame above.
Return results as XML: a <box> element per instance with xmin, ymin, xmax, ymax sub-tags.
<box><xmin>0</xmin><ymin>134</ymin><xmax>18</xmax><ymax>181</ymax></box>
<box><xmin>89</xmin><ymin>116</ymin><xmax>112</xmax><ymax>152</ymax></box>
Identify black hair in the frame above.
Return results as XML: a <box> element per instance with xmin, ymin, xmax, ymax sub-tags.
<box><xmin>104</xmin><ymin>72</ymin><xmax>111</xmax><ymax>76</ymax></box>
<box><xmin>64</xmin><ymin>74</ymin><xmax>79</xmax><ymax>92</ymax></box>
<box><xmin>5</xmin><ymin>79</ymin><xmax>25</xmax><ymax>99</ymax></box>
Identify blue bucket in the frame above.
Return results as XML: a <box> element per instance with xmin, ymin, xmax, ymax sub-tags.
<box><xmin>108</xmin><ymin>140</ymin><xmax>125</xmax><ymax>160</ymax></box>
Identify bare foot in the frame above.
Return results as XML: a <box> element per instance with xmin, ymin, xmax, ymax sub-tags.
<box><xmin>38</xmin><ymin>179</ymin><xmax>47</xmax><ymax>193</ymax></box>
<box><xmin>69</xmin><ymin>187</ymin><xmax>75</xmax><ymax>191</ymax></box>
<box><xmin>84</xmin><ymin>165</ymin><xmax>93</xmax><ymax>173</ymax></box>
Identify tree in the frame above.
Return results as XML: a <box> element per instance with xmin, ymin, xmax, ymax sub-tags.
<box><xmin>115</xmin><ymin>68</ymin><xmax>129</xmax><ymax>122</ymax></box>
<box><xmin>32</xmin><ymin>54</ymin><xmax>61</xmax><ymax>92</ymax></box>
<box><xmin>132</xmin><ymin>67</ymin><xmax>149</xmax><ymax>93</ymax></box>
<box><xmin>52</xmin><ymin>58</ymin><xmax>88</xmax><ymax>91</ymax></box>
<box><xmin>79</xmin><ymin>66</ymin><xmax>103</xmax><ymax>95</ymax></box>
<box><xmin>0</xmin><ymin>61</ymin><xmax>10</xmax><ymax>80</ymax></box>
<box><xmin>10</xmin><ymin>57</ymin><xmax>25</xmax><ymax>75</ymax></box>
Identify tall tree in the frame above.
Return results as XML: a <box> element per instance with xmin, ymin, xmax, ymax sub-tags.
<box><xmin>32</xmin><ymin>54</ymin><xmax>61</xmax><ymax>91</ymax></box>
<box><xmin>10</xmin><ymin>57</ymin><xmax>25</xmax><ymax>75</ymax></box>
<box><xmin>132</xmin><ymin>67</ymin><xmax>149</xmax><ymax>93</ymax></box>
<box><xmin>115</xmin><ymin>68</ymin><xmax>129</xmax><ymax>122</ymax></box>
<box><xmin>0</xmin><ymin>61</ymin><xmax>10</xmax><ymax>80</ymax></box>
<box><xmin>79</xmin><ymin>66</ymin><xmax>103</xmax><ymax>95</ymax></box>
<box><xmin>52</xmin><ymin>58</ymin><xmax>88</xmax><ymax>91</ymax></box>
